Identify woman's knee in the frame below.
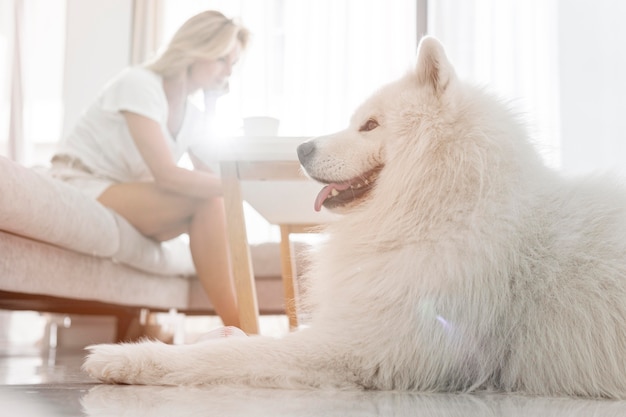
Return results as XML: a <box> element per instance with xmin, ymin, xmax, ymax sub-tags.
<box><xmin>188</xmin><ymin>197</ymin><xmax>227</xmax><ymax>233</ymax></box>
<box><xmin>198</xmin><ymin>197</ymin><xmax>226</xmax><ymax>218</ymax></box>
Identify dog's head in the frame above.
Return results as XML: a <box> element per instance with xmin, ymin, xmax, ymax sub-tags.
<box><xmin>298</xmin><ymin>36</ymin><xmax>457</xmax><ymax>214</ymax></box>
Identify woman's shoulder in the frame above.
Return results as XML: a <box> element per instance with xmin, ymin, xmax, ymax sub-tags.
<box><xmin>96</xmin><ymin>66</ymin><xmax>167</xmax><ymax>116</ymax></box>
<box><xmin>110</xmin><ymin>66</ymin><xmax>162</xmax><ymax>90</ymax></box>
<box><xmin>100</xmin><ymin>66</ymin><xmax>165</xmax><ymax>101</ymax></box>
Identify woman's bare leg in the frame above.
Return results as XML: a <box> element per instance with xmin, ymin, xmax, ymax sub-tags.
<box><xmin>98</xmin><ymin>182</ymin><xmax>240</xmax><ymax>327</ymax></box>
<box><xmin>190</xmin><ymin>197</ymin><xmax>240</xmax><ymax>327</ymax></box>
<box><xmin>98</xmin><ymin>182</ymin><xmax>198</xmax><ymax>238</ymax></box>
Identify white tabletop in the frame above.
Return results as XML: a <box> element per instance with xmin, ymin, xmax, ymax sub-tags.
<box><xmin>195</xmin><ymin>136</ymin><xmax>338</xmax><ymax>225</ymax></box>
<box><xmin>197</xmin><ymin>136</ymin><xmax>307</xmax><ymax>162</ymax></box>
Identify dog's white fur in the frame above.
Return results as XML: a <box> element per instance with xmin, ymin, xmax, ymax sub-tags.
<box><xmin>83</xmin><ymin>37</ymin><xmax>626</xmax><ymax>398</ymax></box>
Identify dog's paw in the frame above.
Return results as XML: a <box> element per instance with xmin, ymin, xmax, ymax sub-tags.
<box><xmin>82</xmin><ymin>341</ymin><xmax>169</xmax><ymax>385</ymax></box>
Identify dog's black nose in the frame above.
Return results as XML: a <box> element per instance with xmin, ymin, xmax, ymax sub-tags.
<box><xmin>297</xmin><ymin>141</ymin><xmax>316</xmax><ymax>164</ymax></box>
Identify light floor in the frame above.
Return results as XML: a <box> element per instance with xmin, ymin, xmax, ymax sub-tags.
<box><xmin>2</xmin><ymin>313</ymin><xmax>626</xmax><ymax>416</ymax></box>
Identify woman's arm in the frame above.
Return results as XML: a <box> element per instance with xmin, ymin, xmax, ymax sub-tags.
<box><xmin>122</xmin><ymin>111</ymin><xmax>222</xmax><ymax>199</ymax></box>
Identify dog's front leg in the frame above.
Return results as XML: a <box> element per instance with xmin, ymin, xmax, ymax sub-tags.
<box><xmin>83</xmin><ymin>330</ymin><xmax>361</xmax><ymax>389</ymax></box>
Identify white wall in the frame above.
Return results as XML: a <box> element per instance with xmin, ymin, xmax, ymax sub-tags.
<box><xmin>558</xmin><ymin>0</ymin><xmax>626</xmax><ymax>176</ymax></box>
<box><xmin>62</xmin><ymin>0</ymin><xmax>132</xmax><ymax>137</ymax></box>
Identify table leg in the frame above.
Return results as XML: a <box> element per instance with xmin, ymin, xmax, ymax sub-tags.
<box><xmin>219</xmin><ymin>161</ymin><xmax>260</xmax><ymax>334</ymax></box>
<box><xmin>279</xmin><ymin>225</ymin><xmax>299</xmax><ymax>330</ymax></box>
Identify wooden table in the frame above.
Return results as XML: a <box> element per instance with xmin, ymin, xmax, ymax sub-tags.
<box><xmin>199</xmin><ymin>137</ymin><xmax>336</xmax><ymax>334</ymax></box>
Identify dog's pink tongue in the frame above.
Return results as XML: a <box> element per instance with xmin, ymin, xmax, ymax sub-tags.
<box><xmin>314</xmin><ymin>182</ymin><xmax>351</xmax><ymax>212</ymax></box>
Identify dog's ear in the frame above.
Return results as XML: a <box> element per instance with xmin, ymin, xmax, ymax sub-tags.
<box><xmin>415</xmin><ymin>36</ymin><xmax>455</xmax><ymax>95</ymax></box>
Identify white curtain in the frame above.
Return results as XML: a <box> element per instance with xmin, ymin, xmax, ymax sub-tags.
<box><xmin>8</xmin><ymin>0</ymin><xmax>25</xmax><ymax>163</ymax></box>
<box><xmin>0</xmin><ymin>0</ymin><xmax>19</xmax><ymax>161</ymax></box>
<box><xmin>0</xmin><ymin>0</ymin><xmax>66</xmax><ymax>166</ymax></box>
<box><xmin>427</xmin><ymin>0</ymin><xmax>561</xmax><ymax>168</ymax></box>
<box><xmin>130</xmin><ymin>0</ymin><xmax>163</xmax><ymax>65</ymax></box>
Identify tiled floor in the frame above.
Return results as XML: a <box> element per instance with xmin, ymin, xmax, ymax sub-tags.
<box><xmin>3</xmin><ymin>313</ymin><xmax>626</xmax><ymax>416</ymax></box>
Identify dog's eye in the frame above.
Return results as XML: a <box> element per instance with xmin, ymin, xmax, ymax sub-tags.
<box><xmin>359</xmin><ymin>118</ymin><xmax>379</xmax><ymax>132</ymax></box>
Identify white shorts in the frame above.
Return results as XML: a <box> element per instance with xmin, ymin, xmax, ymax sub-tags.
<box><xmin>48</xmin><ymin>155</ymin><xmax>115</xmax><ymax>200</ymax></box>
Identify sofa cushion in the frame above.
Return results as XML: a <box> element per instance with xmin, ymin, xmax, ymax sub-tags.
<box><xmin>0</xmin><ymin>231</ymin><xmax>190</xmax><ymax>310</ymax></box>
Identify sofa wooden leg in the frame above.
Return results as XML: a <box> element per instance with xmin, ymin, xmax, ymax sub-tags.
<box><xmin>115</xmin><ymin>309</ymin><xmax>178</xmax><ymax>344</ymax></box>
<box><xmin>114</xmin><ymin>310</ymin><xmax>141</xmax><ymax>343</ymax></box>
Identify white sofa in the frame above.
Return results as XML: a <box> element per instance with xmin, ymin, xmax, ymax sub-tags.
<box><xmin>0</xmin><ymin>156</ymin><xmax>287</xmax><ymax>340</ymax></box>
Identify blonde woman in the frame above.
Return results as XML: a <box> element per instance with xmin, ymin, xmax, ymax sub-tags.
<box><xmin>50</xmin><ymin>11</ymin><xmax>250</xmax><ymax>328</ymax></box>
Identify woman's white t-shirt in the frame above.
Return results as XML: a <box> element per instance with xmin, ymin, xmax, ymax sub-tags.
<box><xmin>56</xmin><ymin>67</ymin><xmax>201</xmax><ymax>183</ymax></box>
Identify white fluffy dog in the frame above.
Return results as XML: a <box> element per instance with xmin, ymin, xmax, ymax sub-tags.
<box><xmin>84</xmin><ymin>37</ymin><xmax>626</xmax><ymax>398</ymax></box>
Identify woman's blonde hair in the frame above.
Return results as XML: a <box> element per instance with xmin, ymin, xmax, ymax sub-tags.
<box><xmin>146</xmin><ymin>10</ymin><xmax>250</xmax><ymax>78</ymax></box>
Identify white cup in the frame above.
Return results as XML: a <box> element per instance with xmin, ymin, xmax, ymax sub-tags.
<box><xmin>242</xmin><ymin>116</ymin><xmax>280</xmax><ymax>137</ymax></box>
